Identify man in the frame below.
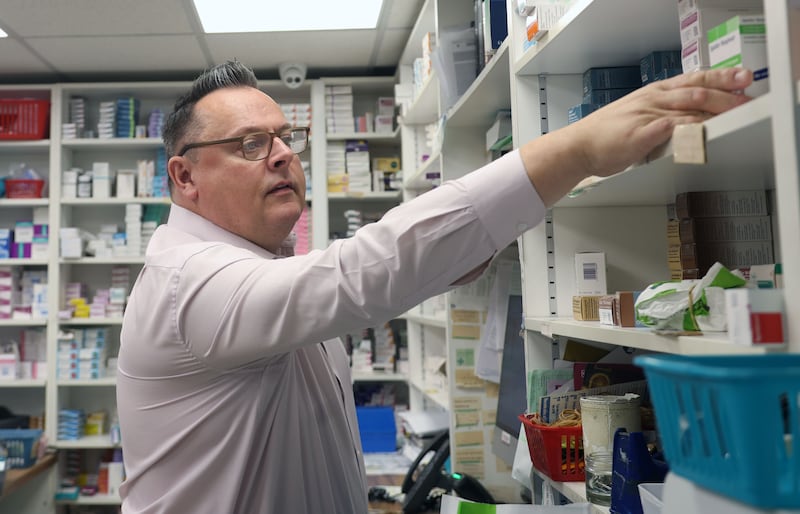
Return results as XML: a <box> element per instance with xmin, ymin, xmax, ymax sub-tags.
<box><xmin>117</xmin><ymin>60</ymin><xmax>752</xmax><ymax>513</ymax></box>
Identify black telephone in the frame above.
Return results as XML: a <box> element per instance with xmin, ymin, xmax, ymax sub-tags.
<box><xmin>401</xmin><ymin>430</ymin><xmax>495</xmax><ymax>513</ymax></box>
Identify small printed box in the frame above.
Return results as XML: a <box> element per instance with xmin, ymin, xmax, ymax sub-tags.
<box><xmin>574</xmin><ymin>252</ymin><xmax>607</xmax><ymax>295</ymax></box>
<box><xmin>582</xmin><ymin>66</ymin><xmax>641</xmax><ymax>95</ymax></box>
<box><xmin>598</xmin><ymin>295</ymin><xmax>617</xmax><ymax>326</ymax></box>
<box><xmin>572</xmin><ymin>295</ymin><xmax>601</xmax><ymax>321</ymax></box>
<box><xmin>14</xmin><ymin>222</ymin><xmax>33</xmax><ymax>243</ymax></box>
<box><xmin>640</xmin><ymin>50</ymin><xmax>682</xmax><ymax>84</ymax></box>
<box><xmin>10</xmin><ymin>243</ymin><xmax>31</xmax><ymax>258</ymax></box>
<box><xmin>725</xmin><ymin>288</ymin><xmax>785</xmax><ymax>345</ymax></box>
<box><xmin>708</xmin><ymin>14</ymin><xmax>768</xmax><ymax>97</ymax></box>
<box><xmin>567</xmin><ymin>103</ymin><xmax>597</xmax><ymax>124</ymax></box>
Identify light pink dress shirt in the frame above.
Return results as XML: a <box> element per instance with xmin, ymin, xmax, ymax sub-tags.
<box><xmin>116</xmin><ymin>150</ymin><xmax>546</xmax><ymax>513</ymax></box>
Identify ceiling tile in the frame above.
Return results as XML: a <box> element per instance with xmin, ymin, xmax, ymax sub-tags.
<box><xmin>0</xmin><ymin>39</ymin><xmax>55</xmax><ymax>74</ymax></box>
<box><xmin>0</xmin><ymin>0</ymin><xmax>196</xmax><ymax>37</ymax></box>
<box><xmin>26</xmin><ymin>36</ymin><xmax>208</xmax><ymax>74</ymax></box>
<box><xmin>206</xmin><ymin>31</ymin><xmax>377</xmax><ymax>70</ymax></box>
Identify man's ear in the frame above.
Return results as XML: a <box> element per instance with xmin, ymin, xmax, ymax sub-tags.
<box><xmin>168</xmin><ymin>156</ymin><xmax>198</xmax><ymax>201</ymax></box>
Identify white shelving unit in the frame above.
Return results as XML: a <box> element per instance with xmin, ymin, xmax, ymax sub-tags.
<box><xmin>0</xmin><ymin>78</ymin><xmax>317</xmax><ymax>512</ymax></box>
<box><xmin>309</xmin><ymin>75</ymin><xmax>403</xmax><ymax>249</ymax></box>
<box><xmin>395</xmin><ymin>0</ymin><xmax>523</xmax><ymax>501</ymax></box>
<box><xmin>503</xmin><ymin>0</ymin><xmax>800</xmax><ymax>512</ymax></box>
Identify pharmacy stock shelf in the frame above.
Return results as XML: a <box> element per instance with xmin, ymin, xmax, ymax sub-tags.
<box><xmin>524</xmin><ymin>317</ymin><xmax>777</xmax><ymax>356</ymax></box>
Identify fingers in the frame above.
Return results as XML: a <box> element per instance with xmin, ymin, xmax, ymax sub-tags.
<box><xmin>655</xmin><ymin>86</ymin><xmax>751</xmax><ymax>114</ymax></box>
<box><xmin>666</xmin><ymin>67</ymin><xmax>754</xmax><ymax>91</ymax></box>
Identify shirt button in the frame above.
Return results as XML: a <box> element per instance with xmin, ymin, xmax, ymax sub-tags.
<box><xmin>517</xmin><ymin>223</ymin><xmax>528</xmax><ymax>231</ymax></box>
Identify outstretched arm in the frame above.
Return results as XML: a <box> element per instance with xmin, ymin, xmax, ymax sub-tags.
<box><xmin>520</xmin><ymin>68</ymin><xmax>754</xmax><ymax>207</ymax></box>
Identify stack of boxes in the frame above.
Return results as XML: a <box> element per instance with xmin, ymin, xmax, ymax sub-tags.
<box><xmin>326</xmin><ymin>141</ymin><xmax>347</xmax><ymax>193</ymax></box>
<box><xmin>344</xmin><ymin>140</ymin><xmax>371</xmax><ymax>194</ymax></box>
<box><xmin>677</xmin><ymin>0</ymin><xmax>761</xmax><ymax>74</ymax></box>
<box><xmin>0</xmin><ymin>207</ymin><xmax>49</xmax><ymax>260</ymax></box>
<box><xmin>568</xmin><ymin>66</ymin><xmax>641</xmax><ymax>124</ymax></box>
<box><xmin>58</xmin><ymin>410</ymin><xmax>85</xmax><ymax>440</ymax></box>
<box><xmin>0</xmin><ymin>267</ymin><xmax>48</xmax><ymax>320</ymax></box>
<box><xmin>412</xmin><ymin>32</ymin><xmax>435</xmax><ymax>102</ymax></box>
<box><xmin>374</xmin><ymin>97</ymin><xmax>395</xmax><ymax>133</ymax></box>
<box><xmin>667</xmin><ymin>190</ymin><xmax>774</xmax><ymax>279</ymax></box>
<box><xmin>56</xmin><ymin>327</ymin><xmax>108</xmax><ymax>380</ymax></box>
<box><xmin>325</xmin><ymin>85</ymin><xmax>355</xmax><ymax>135</ymax></box>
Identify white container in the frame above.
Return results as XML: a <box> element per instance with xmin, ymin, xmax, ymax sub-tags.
<box><xmin>580</xmin><ymin>394</ymin><xmax>641</xmax><ymax>455</ymax></box>
<box><xmin>639</xmin><ymin>483</ymin><xmax>664</xmax><ymax>514</ymax></box>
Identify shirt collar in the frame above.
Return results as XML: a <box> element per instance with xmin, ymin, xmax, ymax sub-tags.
<box><xmin>166</xmin><ymin>203</ymin><xmax>280</xmax><ymax>260</ymax></box>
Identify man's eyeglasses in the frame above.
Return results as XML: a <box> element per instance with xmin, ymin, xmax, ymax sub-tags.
<box><xmin>177</xmin><ymin>127</ymin><xmax>310</xmax><ymax>161</ymax></box>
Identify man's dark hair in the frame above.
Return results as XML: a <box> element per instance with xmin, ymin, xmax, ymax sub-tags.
<box><xmin>162</xmin><ymin>59</ymin><xmax>259</xmax><ymax>158</ymax></box>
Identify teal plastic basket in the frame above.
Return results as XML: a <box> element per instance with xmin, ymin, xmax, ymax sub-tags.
<box><xmin>634</xmin><ymin>354</ymin><xmax>800</xmax><ymax>509</ymax></box>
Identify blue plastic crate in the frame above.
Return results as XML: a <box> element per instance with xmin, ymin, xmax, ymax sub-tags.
<box><xmin>0</xmin><ymin>428</ymin><xmax>42</xmax><ymax>469</ymax></box>
<box><xmin>634</xmin><ymin>354</ymin><xmax>800</xmax><ymax>509</ymax></box>
<box><xmin>355</xmin><ymin>406</ymin><xmax>396</xmax><ymax>453</ymax></box>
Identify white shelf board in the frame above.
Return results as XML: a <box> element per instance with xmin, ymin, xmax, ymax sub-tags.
<box><xmin>60</xmin><ymin>257</ymin><xmax>145</xmax><ymax>265</ymax></box>
<box><xmin>555</xmin><ymin>92</ymin><xmax>774</xmax><ymax>208</ymax></box>
<box><xmin>525</xmin><ymin>317</ymin><xmax>778</xmax><ymax>355</ymax></box>
<box><xmin>57</xmin><ymin>377</ymin><xmax>116</xmax><ymax>387</ymax></box>
<box><xmin>404</xmin><ymin>151</ymin><xmax>440</xmax><ymax>190</ymax></box>
<box><xmin>55</xmin><ymin>434</ymin><xmax>119</xmax><ymax>449</ymax></box>
<box><xmin>0</xmin><ymin>140</ymin><xmax>50</xmax><ymax>151</ymax></box>
<box><xmin>446</xmin><ymin>40</ymin><xmax>511</xmax><ymax>128</ymax></box>
<box><xmin>401</xmin><ymin>311</ymin><xmax>447</xmax><ymax>329</ymax></box>
<box><xmin>60</xmin><ymin>317</ymin><xmax>123</xmax><ymax>325</ymax></box>
<box><xmin>530</xmin><ymin>467</ymin><xmax>609</xmax><ymax>514</ymax></box>
<box><xmin>351</xmin><ymin>370</ymin><xmax>408</xmax><ymax>383</ymax></box>
<box><xmin>61</xmin><ymin>137</ymin><xmax>163</xmax><ymax>149</ymax></box>
<box><xmin>0</xmin><ymin>378</ymin><xmax>46</xmax><ymax>388</ymax></box>
<box><xmin>0</xmin><ymin>199</ymin><xmax>49</xmax><ymax>207</ymax></box>
<box><xmin>398</xmin><ymin>0</ymin><xmax>435</xmax><ymax>66</ymax></box>
<box><xmin>409</xmin><ymin>377</ymin><xmax>449</xmax><ymax>410</ymax></box>
<box><xmin>326</xmin><ymin>130</ymin><xmax>399</xmax><ymax>142</ymax></box>
<box><xmin>514</xmin><ymin>0</ymin><xmax>680</xmax><ymax>76</ymax></box>
<box><xmin>401</xmin><ymin>74</ymin><xmax>439</xmax><ymax>125</ymax></box>
<box><xmin>62</xmin><ymin>197</ymin><xmax>171</xmax><ymax>205</ymax></box>
<box><xmin>327</xmin><ymin>192</ymin><xmax>401</xmax><ymax>201</ymax></box>
<box><xmin>56</xmin><ymin>493</ymin><xmax>122</xmax><ymax>505</ymax></box>
<box><xmin>0</xmin><ymin>318</ymin><xmax>47</xmax><ymax>326</ymax></box>
<box><xmin>0</xmin><ymin>258</ymin><xmax>48</xmax><ymax>266</ymax></box>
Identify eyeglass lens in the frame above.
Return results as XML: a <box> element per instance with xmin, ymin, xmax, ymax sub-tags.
<box><xmin>242</xmin><ymin>129</ymin><xmax>307</xmax><ymax>160</ymax></box>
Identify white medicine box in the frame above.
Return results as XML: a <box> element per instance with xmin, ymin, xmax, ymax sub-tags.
<box><xmin>708</xmin><ymin>14</ymin><xmax>768</xmax><ymax>97</ymax></box>
<box><xmin>575</xmin><ymin>252</ymin><xmax>607</xmax><ymax>295</ymax></box>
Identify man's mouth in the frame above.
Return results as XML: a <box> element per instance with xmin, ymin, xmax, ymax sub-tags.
<box><xmin>269</xmin><ymin>183</ymin><xmax>293</xmax><ymax>194</ymax></box>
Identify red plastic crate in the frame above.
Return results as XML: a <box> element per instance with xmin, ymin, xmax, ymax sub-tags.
<box><xmin>5</xmin><ymin>179</ymin><xmax>45</xmax><ymax>198</ymax></box>
<box><xmin>0</xmin><ymin>99</ymin><xmax>50</xmax><ymax>140</ymax></box>
<box><xmin>519</xmin><ymin>413</ymin><xmax>585</xmax><ymax>482</ymax></box>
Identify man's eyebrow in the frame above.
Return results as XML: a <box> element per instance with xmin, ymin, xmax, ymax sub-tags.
<box><xmin>237</xmin><ymin>123</ymin><xmax>292</xmax><ymax>134</ymax></box>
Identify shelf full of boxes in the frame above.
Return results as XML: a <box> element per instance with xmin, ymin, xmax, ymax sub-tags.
<box><xmin>509</xmin><ymin>0</ymin><xmax>800</xmax><ymax>513</ymax></box>
<box><xmin>0</xmin><ymin>79</ymin><xmax>317</xmax><ymax>509</ymax></box>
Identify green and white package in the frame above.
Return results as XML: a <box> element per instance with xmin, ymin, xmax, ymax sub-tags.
<box><xmin>635</xmin><ymin>262</ymin><xmax>746</xmax><ymax>331</ymax></box>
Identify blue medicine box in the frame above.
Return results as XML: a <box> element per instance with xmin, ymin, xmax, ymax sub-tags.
<box><xmin>355</xmin><ymin>406</ymin><xmax>397</xmax><ymax>453</ymax></box>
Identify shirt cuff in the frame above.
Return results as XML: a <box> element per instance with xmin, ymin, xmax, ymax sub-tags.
<box><xmin>457</xmin><ymin>149</ymin><xmax>547</xmax><ymax>249</ymax></box>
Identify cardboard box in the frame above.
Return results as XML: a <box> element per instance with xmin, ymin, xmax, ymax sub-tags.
<box><xmin>708</xmin><ymin>15</ymin><xmax>768</xmax><ymax>97</ymax></box>
<box><xmin>598</xmin><ymin>295</ymin><xmax>617</xmax><ymax>326</ymax></box>
<box><xmin>573</xmin><ymin>295</ymin><xmax>600</xmax><ymax>321</ymax></box>
<box><xmin>615</xmin><ymin>291</ymin><xmax>638</xmax><ymax>328</ymax></box>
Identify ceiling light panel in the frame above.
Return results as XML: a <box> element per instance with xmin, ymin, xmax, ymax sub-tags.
<box><xmin>193</xmin><ymin>0</ymin><xmax>384</xmax><ymax>33</ymax></box>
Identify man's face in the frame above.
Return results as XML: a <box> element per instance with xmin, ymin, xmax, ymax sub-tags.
<box><xmin>169</xmin><ymin>86</ymin><xmax>306</xmax><ymax>252</ymax></box>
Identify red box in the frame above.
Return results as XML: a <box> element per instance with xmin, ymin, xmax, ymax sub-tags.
<box><xmin>0</xmin><ymin>99</ymin><xmax>50</xmax><ymax>140</ymax></box>
<box><xmin>519</xmin><ymin>414</ymin><xmax>585</xmax><ymax>482</ymax></box>
<box><xmin>6</xmin><ymin>179</ymin><xmax>45</xmax><ymax>199</ymax></box>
